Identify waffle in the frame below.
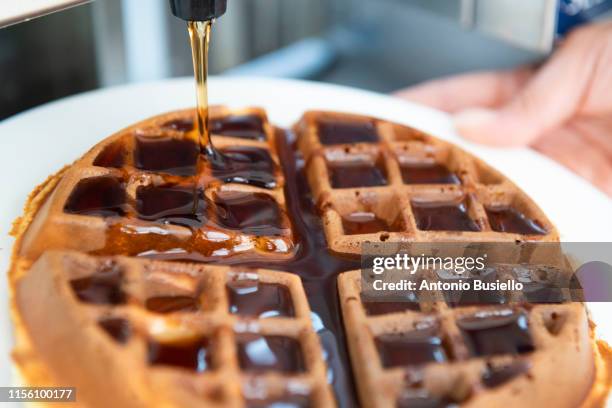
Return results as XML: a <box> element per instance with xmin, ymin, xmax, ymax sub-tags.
<box><xmin>14</xmin><ymin>251</ymin><xmax>334</xmax><ymax>408</ymax></box>
<box><xmin>18</xmin><ymin>106</ymin><xmax>294</xmax><ymax>262</ymax></box>
<box><xmin>9</xmin><ymin>107</ymin><xmax>607</xmax><ymax>408</ymax></box>
<box><xmin>294</xmin><ymin>111</ymin><xmax>558</xmax><ymax>255</ymax></box>
<box><xmin>338</xmin><ymin>268</ymin><xmax>595</xmax><ymax>407</ymax></box>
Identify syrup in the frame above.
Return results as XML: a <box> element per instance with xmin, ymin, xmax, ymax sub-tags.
<box><xmin>486</xmin><ymin>206</ymin><xmax>546</xmax><ymax>235</ymax></box>
<box><xmin>98</xmin><ymin>318</ymin><xmax>131</xmax><ymax>344</ymax></box>
<box><xmin>162</xmin><ymin>115</ymin><xmax>267</xmax><ymax>141</ymax></box>
<box><xmin>187</xmin><ymin>21</ymin><xmax>278</xmax><ymax>188</ymax></box>
<box><xmin>145</xmin><ymin>295</ymin><xmax>200</xmax><ymax>313</ymax></box>
<box><xmin>236</xmin><ymin>334</ymin><xmax>304</xmax><ymax>373</ymax></box>
<box><xmin>148</xmin><ymin>336</ymin><xmax>211</xmax><ymax>371</ymax></box>
<box><xmin>75</xmin><ymin>131</ymin><xmax>367</xmax><ymax>406</ymax></box>
<box><xmin>438</xmin><ymin>268</ymin><xmax>507</xmax><ymax>307</ymax></box>
<box><xmin>481</xmin><ymin>360</ymin><xmax>531</xmax><ymax>388</ymax></box>
<box><xmin>329</xmin><ymin>161</ymin><xmax>387</xmax><ymax>188</ymax></box>
<box><xmin>512</xmin><ymin>266</ymin><xmax>565</xmax><ymax>304</ymax></box>
<box><xmin>213</xmin><ymin>191</ymin><xmax>284</xmax><ymax>234</ymax></box>
<box><xmin>401</xmin><ymin>163</ymin><xmax>460</xmax><ymax>185</ymax></box>
<box><xmin>411</xmin><ymin>200</ymin><xmax>480</xmax><ymax>232</ymax></box>
<box><xmin>64</xmin><ymin>176</ymin><xmax>127</xmax><ymax>217</ymax></box>
<box><xmin>210</xmin><ymin>114</ymin><xmax>266</xmax><ymax>140</ymax></box>
<box><xmin>457</xmin><ymin>309</ymin><xmax>534</xmax><ymax>357</ymax></box>
<box><xmin>136</xmin><ymin>185</ymin><xmax>205</xmax><ymax>227</ymax></box>
<box><xmin>70</xmin><ymin>261</ymin><xmax>126</xmax><ymax>305</ymax></box>
<box><xmin>187</xmin><ymin>20</ymin><xmax>213</xmax><ymax>153</ymax></box>
<box><xmin>227</xmin><ymin>278</ymin><xmax>294</xmax><ymax>318</ymax></box>
<box><xmin>213</xmin><ymin>146</ymin><xmax>277</xmax><ymax>189</ymax></box>
<box><xmin>317</xmin><ymin>119</ymin><xmax>379</xmax><ymax>145</ymax></box>
<box><xmin>375</xmin><ymin>326</ymin><xmax>447</xmax><ymax>367</ymax></box>
<box><xmin>134</xmin><ymin>135</ymin><xmax>199</xmax><ymax>176</ymax></box>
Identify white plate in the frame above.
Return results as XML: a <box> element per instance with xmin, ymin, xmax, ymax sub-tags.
<box><xmin>1</xmin><ymin>77</ymin><xmax>610</xmax><ymax>397</ymax></box>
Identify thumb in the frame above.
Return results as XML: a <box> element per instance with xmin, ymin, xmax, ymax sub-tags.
<box><xmin>454</xmin><ymin>29</ymin><xmax>597</xmax><ymax>147</ymax></box>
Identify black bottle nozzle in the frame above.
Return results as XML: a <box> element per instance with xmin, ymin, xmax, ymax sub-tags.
<box><xmin>169</xmin><ymin>0</ymin><xmax>227</xmax><ymax>21</ymax></box>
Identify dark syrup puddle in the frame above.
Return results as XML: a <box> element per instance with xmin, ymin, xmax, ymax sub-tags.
<box><xmin>207</xmin><ymin>145</ymin><xmax>278</xmax><ymax>190</ymax></box>
<box><xmin>138</xmin><ymin>130</ymin><xmax>360</xmax><ymax>407</ymax></box>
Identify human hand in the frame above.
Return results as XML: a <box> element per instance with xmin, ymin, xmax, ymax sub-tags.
<box><xmin>394</xmin><ymin>22</ymin><xmax>612</xmax><ymax>196</ymax></box>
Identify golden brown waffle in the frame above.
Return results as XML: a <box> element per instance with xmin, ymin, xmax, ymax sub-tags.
<box><xmin>15</xmin><ymin>251</ymin><xmax>334</xmax><ymax>408</ymax></box>
<box><xmin>294</xmin><ymin>111</ymin><xmax>558</xmax><ymax>255</ymax></box>
<box><xmin>18</xmin><ymin>107</ymin><xmax>294</xmax><ymax>262</ymax></box>
<box><xmin>9</xmin><ymin>107</ymin><xmax>606</xmax><ymax>408</ymax></box>
<box><xmin>338</xmin><ymin>269</ymin><xmax>595</xmax><ymax>408</ymax></box>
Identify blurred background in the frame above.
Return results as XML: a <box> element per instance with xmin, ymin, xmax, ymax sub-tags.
<box><xmin>1</xmin><ymin>0</ymin><xmax>611</xmax><ymax>120</ymax></box>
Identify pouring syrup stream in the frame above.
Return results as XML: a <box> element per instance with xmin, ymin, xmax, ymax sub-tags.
<box><xmin>187</xmin><ymin>20</ymin><xmax>215</xmax><ymax>156</ymax></box>
<box><xmin>187</xmin><ymin>19</ymin><xmax>249</xmax><ymax>197</ymax></box>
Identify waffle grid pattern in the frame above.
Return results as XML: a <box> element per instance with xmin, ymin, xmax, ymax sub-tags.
<box><xmin>295</xmin><ymin>111</ymin><xmax>558</xmax><ymax>255</ymax></box>
<box><xmin>338</xmin><ymin>269</ymin><xmax>579</xmax><ymax>407</ymax></box>
<box><xmin>20</xmin><ymin>108</ymin><xmax>295</xmax><ymax>260</ymax></box>
<box><xmin>13</xmin><ymin>108</ymin><xmax>597</xmax><ymax>408</ymax></box>
<box><xmin>25</xmin><ymin>251</ymin><xmax>334</xmax><ymax>407</ymax></box>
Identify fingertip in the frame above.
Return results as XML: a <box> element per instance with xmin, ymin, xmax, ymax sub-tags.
<box><xmin>453</xmin><ymin>108</ymin><xmax>535</xmax><ymax>147</ymax></box>
<box><xmin>453</xmin><ymin>108</ymin><xmax>500</xmax><ymax>145</ymax></box>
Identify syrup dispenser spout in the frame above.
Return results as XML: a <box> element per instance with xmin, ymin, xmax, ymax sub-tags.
<box><xmin>169</xmin><ymin>0</ymin><xmax>227</xmax><ymax>21</ymax></box>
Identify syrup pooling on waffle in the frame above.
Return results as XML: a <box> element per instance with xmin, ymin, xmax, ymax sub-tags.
<box><xmin>21</xmin><ymin>107</ymin><xmax>295</xmax><ymax>261</ymax></box>
<box><xmin>15</xmin><ymin>108</ymin><xmax>593</xmax><ymax>408</ymax></box>
<box><xmin>17</xmin><ymin>251</ymin><xmax>335</xmax><ymax>407</ymax></box>
<box><xmin>294</xmin><ymin>112</ymin><xmax>557</xmax><ymax>255</ymax></box>
<box><xmin>338</xmin><ymin>269</ymin><xmax>592</xmax><ymax>408</ymax></box>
